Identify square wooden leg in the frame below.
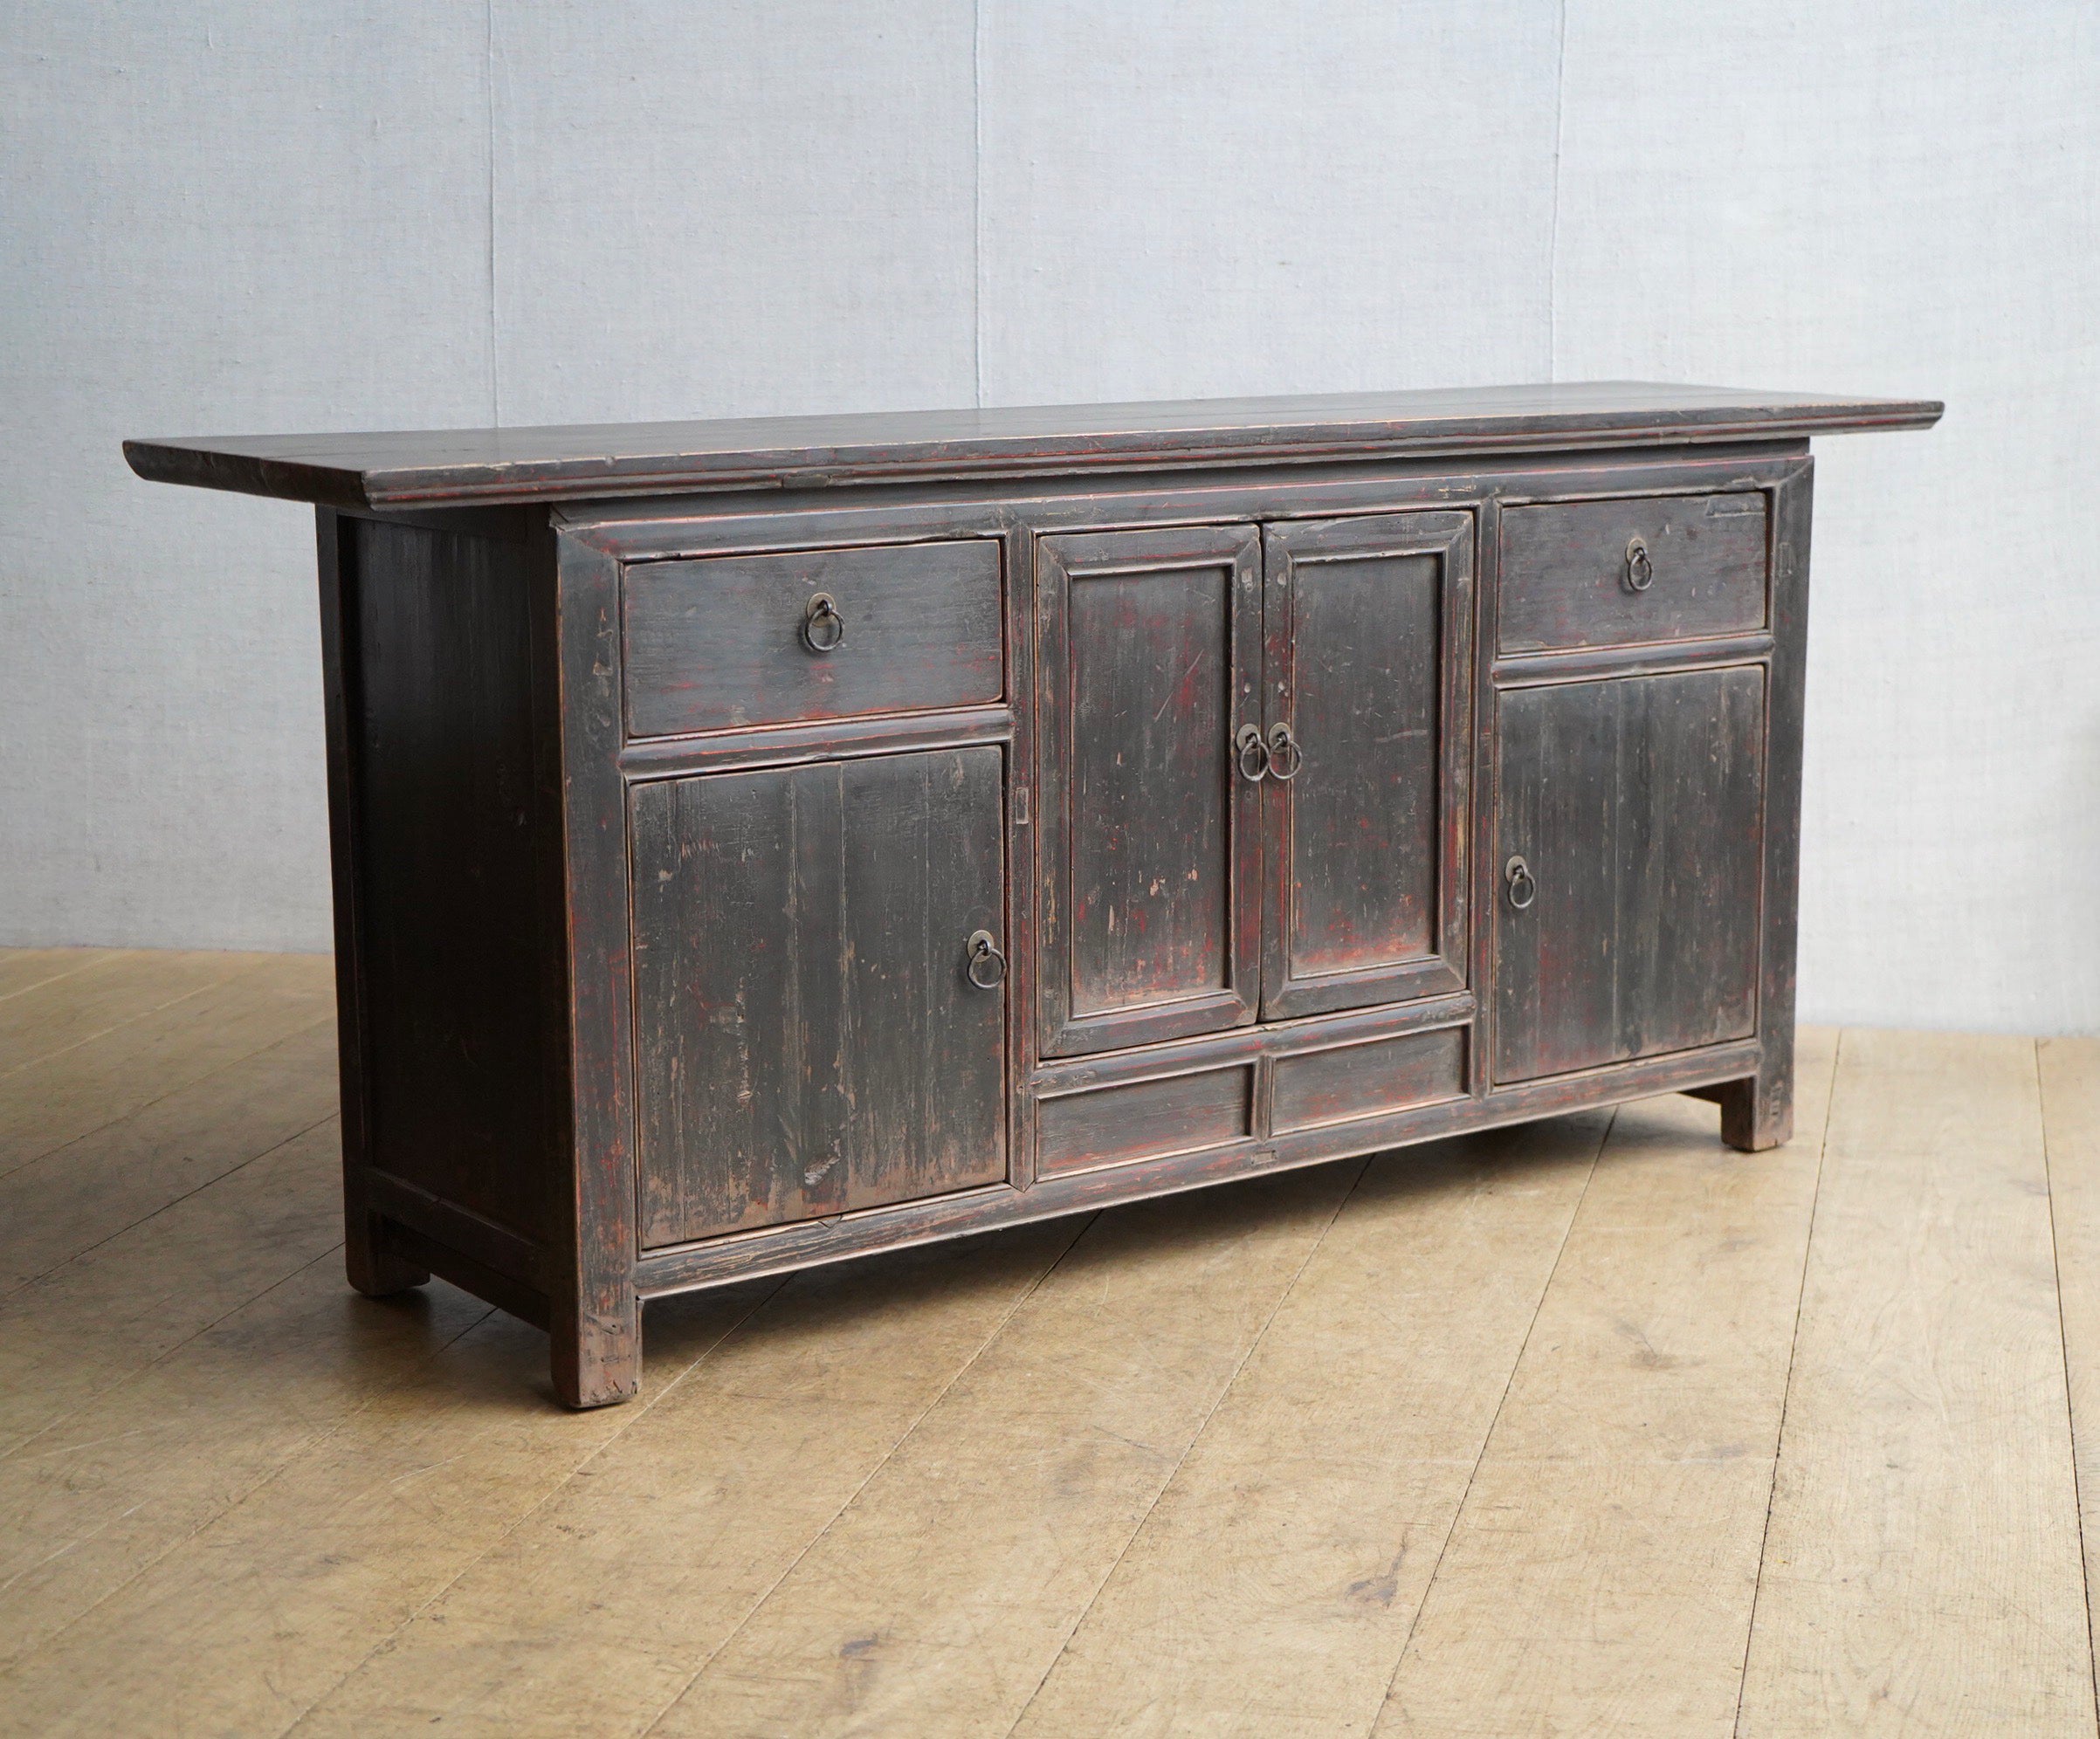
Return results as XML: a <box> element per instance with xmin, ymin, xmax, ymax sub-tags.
<box><xmin>552</xmin><ymin>1289</ymin><xmax>640</xmax><ymax>1409</ymax></box>
<box><xmin>345</xmin><ymin>1208</ymin><xmax>429</xmax><ymax>1297</ymax></box>
<box><xmin>1717</xmin><ymin>1068</ymin><xmax>1793</xmax><ymax>1152</ymax></box>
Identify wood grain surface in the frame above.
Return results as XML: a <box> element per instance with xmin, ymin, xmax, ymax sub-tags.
<box><xmin>630</xmin><ymin>746</ymin><xmax>1007</xmax><ymax>1242</ymax></box>
<box><xmin>1493</xmin><ymin>666</ymin><xmax>1766</xmax><ymax>1084</ymax></box>
<box><xmin>123</xmin><ymin>381</ymin><xmax>1940</xmax><ymax>509</ymax></box>
<box><xmin>622</xmin><ymin>538</ymin><xmax>1003</xmax><ymax>738</ymax></box>
<box><xmin>1737</xmin><ymin>1030</ymin><xmax>2096</xmax><ymax>1734</ymax></box>
<box><xmin>2</xmin><ymin>956</ymin><xmax>2094</xmax><ymax>1736</ymax></box>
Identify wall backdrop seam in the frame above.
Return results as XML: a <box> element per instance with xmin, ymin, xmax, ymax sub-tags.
<box><xmin>973</xmin><ymin>0</ymin><xmax>986</xmax><ymax>409</ymax></box>
<box><xmin>485</xmin><ymin>0</ymin><xmax>500</xmax><ymax>425</ymax></box>
<box><xmin>1548</xmin><ymin>0</ymin><xmax>1567</xmax><ymax>382</ymax></box>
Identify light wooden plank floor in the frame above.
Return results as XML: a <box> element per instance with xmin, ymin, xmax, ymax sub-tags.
<box><xmin>0</xmin><ymin>948</ymin><xmax>2096</xmax><ymax>1737</ymax></box>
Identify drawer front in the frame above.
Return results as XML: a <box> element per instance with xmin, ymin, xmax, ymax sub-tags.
<box><xmin>1498</xmin><ymin>493</ymin><xmax>1767</xmax><ymax>655</ymax></box>
<box><xmin>623</xmin><ymin>539</ymin><xmax>1002</xmax><ymax>738</ymax></box>
<box><xmin>1270</xmin><ymin>1025</ymin><xmax>1468</xmax><ymax>1134</ymax></box>
<box><xmin>1036</xmin><ymin>1064</ymin><xmax>1255</xmax><ymax>1179</ymax></box>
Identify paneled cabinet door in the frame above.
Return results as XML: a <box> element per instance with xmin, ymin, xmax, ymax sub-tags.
<box><xmin>1036</xmin><ymin>526</ymin><xmax>1263</xmax><ymax>1057</ymax></box>
<box><xmin>1259</xmin><ymin>512</ymin><xmax>1473</xmax><ymax>1020</ymax></box>
<box><xmin>630</xmin><ymin>746</ymin><xmax>1008</xmax><ymax>1247</ymax></box>
<box><xmin>1492</xmin><ymin>666</ymin><xmax>1766</xmax><ymax>1083</ymax></box>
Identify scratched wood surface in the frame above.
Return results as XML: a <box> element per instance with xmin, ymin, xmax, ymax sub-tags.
<box><xmin>3</xmin><ymin>951</ymin><xmax>2097</xmax><ymax>1737</ymax></box>
<box><xmin>630</xmin><ymin>746</ymin><xmax>1008</xmax><ymax>1243</ymax></box>
<box><xmin>1492</xmin><ymin>666</ymin><xmax>1766</xmax><ymax>1084</ymax></box>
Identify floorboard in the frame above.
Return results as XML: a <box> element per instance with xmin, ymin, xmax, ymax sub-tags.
<box><xmin>0</xmin><ymin>947</ymin><xmax>128</xmax><ymax>1004</ymax></box>
<box><xmin>0</xmin><ymin>949</ymin><xmax>217</xmax><ymax>1072</ymax></box>
<box><xmin>2041</xmin><ymin>1035</ymin><xmax>2100</xmax><ymax>1717</ymax></box>
<box><xmin>1009</xmin><ymin>1115</ymin><xmax>1606</xmax><ymax>1738</ymax></box>
<box><xmin>0</xmin><ymin>1119</ymin><xmax>352</xmax><ymax>1461</ymax></box>
<box><xmin>1736</xmin><ymin>1029</ymin><xmax>2095</xmax><ymax>1736</ymax></box>
<box><xmin>647</xmin><ymin>1165</ymin><xmax>1366</xmax><ymax>1738</ymax></box>
<box><xmin>1374</xmin><ymin>1030</ymin><xmax>1837</xmax><ymax>1737</ymax></box>
<box><xmin>0</xmin><ymin>1284</ymin><xmax>768</xmax><ymax>1736</ymax></box>
<box><xmin>289</xmin><ymin>1223</ymin><xmax>1084</xmax><ymax>1737</ymax></box>
<box><xmin>0</xmin><ymin>1017</ymin><xmax>338</xmax><ymax>1293</ymax></box>
<box><xmin>2</xmin><ymin>954</ymin><xmax>2096</xmax><ymax>1737</ymax></box>
<box><xmin>0</xmin><ymin>952</ymin><xmax>332</xmax><ymax>1177</ymax></box>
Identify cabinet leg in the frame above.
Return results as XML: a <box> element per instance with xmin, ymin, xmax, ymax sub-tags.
<box><xmin>552</xmin><ymin>1289</ymin><xmax>641</xmax><ymax>1409</ymax></box>
<box><xmin>1716</xmin><ymin>1069</ymin><xmax>1793</xmax><ymax>1152</ymax></box>
<box><xmin>345</xmin><ymin>1209</ymin><xmax>429</xmax><ymax>1297</ymax></box>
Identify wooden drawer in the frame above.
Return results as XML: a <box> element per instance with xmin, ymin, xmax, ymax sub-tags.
<box><xmin>1498</xmin><ymin>493</ymin><xmax>1767</xmax><ymax>655</ymax></box>
<box><xmin>1270</xmin><ymin>1025</ymin><xmax>1468</xmax><ymax>1133</ymax></box>
<box><xmin>622</xmin><ymin>539</ymin><xmax>1002</xmax><ymax>738</ymax></box>
<box><xmin>1036</xmin><ymin>1064</ymin><xmax>1254</xmax><ymax>1179</ymax></box>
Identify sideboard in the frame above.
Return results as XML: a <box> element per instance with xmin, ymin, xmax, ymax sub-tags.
<box><xmin>127</xmin><ymin>382</ymin><xmax>1940</xmax><ymax>1406</ymax></box>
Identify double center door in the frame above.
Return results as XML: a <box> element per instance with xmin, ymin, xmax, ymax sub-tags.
<box><xmin>1036</xmin><ymin>510</ymin><xmax>1475</xmax><ymax>1059</ymax></box>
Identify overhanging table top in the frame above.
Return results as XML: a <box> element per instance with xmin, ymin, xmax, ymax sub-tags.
<box><xmin>126</xmin><ymin>381</ymin><xmax>1943</xmax><ymax>511</ymax></box>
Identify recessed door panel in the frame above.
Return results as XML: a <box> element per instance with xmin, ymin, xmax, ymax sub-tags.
<box><xmin>1037</xmin><ymin>526</ymin><xmax>1262</xmax><ymax>1057</ymax></box>
<box><xmin>1261</xmin><ymin>512</ymin><xmax>1473</xmax><ymax>1020</ymax></box>
<box><xmin>1493</xmin><ymin>666</ymin><xmax>1766</xmax><ymax>1083</ymax></box>
<box><xmin>631</xmin><ymin>746</ymin><xmax>1008</xmax><ymax>1246</ymax></box>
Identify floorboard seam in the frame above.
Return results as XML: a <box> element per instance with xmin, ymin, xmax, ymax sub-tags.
<box><xmin>1731</xmin><ymin>1029</ymin><xmax>1844</xmax><ymax>1739</ymax></box>
<box><xmin>0</xmin><ymin>1234</ymin><xmax>378</xmax><ymax>1469</ymax></box>
<box><xmin>0</xmin><ymin>959</ymin><xmax>253</xmax><ymax>1084</ymax></box>
<box><xmin>272</xmin><ymin>1272</ymin><xmax>797</xmax><ymax>1739</ymax></box>
<box><xmin>0</xmin><ymin>995</ymin><xmax>330</xmax><ymax>1183</ymax></box>
<box><xmin>0</xmin><ymin>952</ymin><xmax>123</xmax><ymax>1008</ymax></box>
<box><xmin>998</xmin><ymin>1157</ymin><xmax>1374</xmax><ymax>1739</ymax></box>
<box><xmin>0</xmin><ymin>1251</ymin><xmax>500</xmax><ymax>1684</ymax></box>
<box><xmin>2035</xmin><ymin>1036</ymin><xmax>2100</xmax><ymax>1724</ymax></box>
<box><xmin>1370</xmin><ymin>1107</ymin><xmax>1612</xmax><ymax>1727</ymax></box>
<box><xmin>2</xmin><ymin>1103</ymin><xmax>341</xmax><ymax>1302</ymax></box>
<box><xmin>634</xmin><ymin>1213</ymin><xmax>1099</xmax><ymax>1738</ymax></box>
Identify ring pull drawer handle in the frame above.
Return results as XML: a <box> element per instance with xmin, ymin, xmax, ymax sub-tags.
<box><xmin>1505</xmin><ymin>855</ymin><xmax>1537</xmax><ymax>911</ymax></box>
<box><xmin>1623</xmin><ymin>536</ymin><xmax>1656</xmax><ymax>594</ymax></box>
<box><xmin>965</xmin><ymin>930</ymin><xmax>1006</xmax><ymax>989</ymax></box>
<box><xmin>1235</xmin><ymin>725</ymin><xmax>1270</xmax><ymax>782</ymax></box>
<box><xmin>801</xmin><ymin>591</ymin><xmax>846</xmax><ymax>653</ymax></box>
<box><xmin>1267</xmin><ymin>722</ymin><xmax>1304</xmax><ymax>781</ymax></box>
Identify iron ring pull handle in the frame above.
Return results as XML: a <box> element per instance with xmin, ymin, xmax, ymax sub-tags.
<box><xmin>801</xmin><ymin>591</ymin><xmax>846</xmax><ymax>653</ymax></box>
<box><xmin>1235</xmin><ymin>725</ymin><xmax>1270</xmax><ymax>782</ymax></box>
<box><xmin>1504</xmin><ymin>855</ymin><xmax>1537</xmax><ymax>911</ymax></box>
<box><xmin>1267</xmin><ymin>722</ymin><xmax>1304</xmax><ymax>780</ymax></box>
<box><xmin>1623</xmin><ymin>536</ymin><xmax>1656</xmax><ymax>594</ymax></box>
<box><xmin>965</xmin><ymin>930</ymin><xmax>1007</xmax><ymax>990</ymax></box>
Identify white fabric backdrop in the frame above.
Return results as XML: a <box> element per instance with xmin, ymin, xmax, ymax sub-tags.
<box><xmin>3</xmin><ymin>1</ymin><xmax>2094</xmax><ymax>1034</ymax></box>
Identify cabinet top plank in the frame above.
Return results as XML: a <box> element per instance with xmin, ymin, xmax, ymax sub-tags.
<box><xmin>126</xmin><ymin>381</ymin><xmax>1940</xmax><ymax>511</ymax></box>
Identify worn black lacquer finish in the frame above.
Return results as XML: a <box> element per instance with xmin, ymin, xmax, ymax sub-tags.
<box><xmin>131</xmin><ymin>384</ymin><xmax>1938</xmax><ymax>1405</ymax></box>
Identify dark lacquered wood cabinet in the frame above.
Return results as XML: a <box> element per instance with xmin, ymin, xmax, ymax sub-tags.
<box><xmin>630</xmin><ymin>746</ymin><xmax>1008</xmax><ymax>1245</ymax></box>
<box><xmin>127</xmin><ymin>381</ymin><xmax>1939</xmax><ymax>1406</ymax></box>
<box><xmin>1491</xmin><ymin>666</ymin><xmax>1766</xmax><ymax>1084</ymax></box>
<box><xmin>1036</xmin><ymin>525</ymin><xmax>1263</xmax><ymax>1056</ymax></box>
<box><xmin>1260</xmin><ymin>511</ymin><xmax>1472</xmax><ymax>1021</ymax></box>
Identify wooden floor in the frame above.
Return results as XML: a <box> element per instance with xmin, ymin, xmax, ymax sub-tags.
<box><xmin>1</xmin><ymin>951</ymin><xmax>2097</xmax><ymax>1736</ymax></box>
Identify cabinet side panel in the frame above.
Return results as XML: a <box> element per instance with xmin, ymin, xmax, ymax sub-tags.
<box><xmin>345</xmin><ymin>515</ymin><xmax>554</xmax><ymax>1255</ymax></box>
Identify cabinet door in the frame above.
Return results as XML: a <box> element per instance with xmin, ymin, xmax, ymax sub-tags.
<box><xmin>1260</xmin><ymin>512</ymin><xmax>1473</xmax><ymax>1020</ymax></box>
<box><xmin>630</xmin><ymin>746</ymin><xmax>1007</xmax><ymax>1246</ymax></box>
<box><xmin>1492</xmin><ymin>667</ymin><xmax>1766</xmax><ymax>1083</ymax></box>
<box><xmin>1037</xmin><ymin>526</ymin><xmax>1263</xmax><ymax>1056</ymax></box>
